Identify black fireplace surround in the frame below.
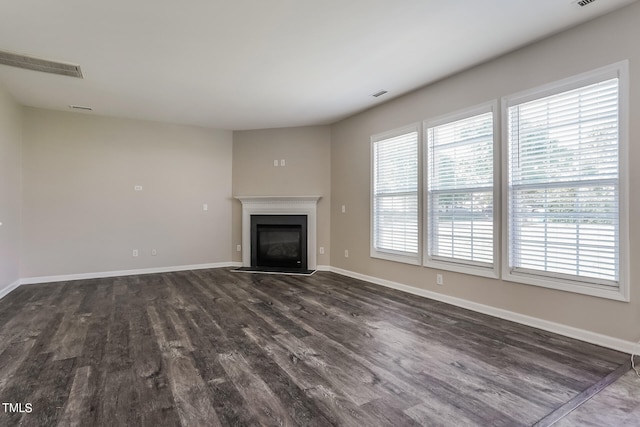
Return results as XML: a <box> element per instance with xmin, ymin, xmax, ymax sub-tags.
<box><xmin>250</xmin><ymin>215</ymin><xmax>308</xmax><ymax>273</ymax></box>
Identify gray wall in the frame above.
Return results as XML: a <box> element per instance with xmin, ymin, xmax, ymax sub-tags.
<box><xmin>21</xmin><ymin>109</ymin><xmax>233</xmax><ymax>278</ymax></box>
<box><xmin>0</xmin><ymin>83</ymin><xmax>22</xmax><ymax>290</ymax></box>
<box><xmin>330</xmin><ymin>3</ymin><xmax>640</xmax><ymax>342</ymax></box>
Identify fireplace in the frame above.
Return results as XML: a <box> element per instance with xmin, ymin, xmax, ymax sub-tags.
<box><xmin>235</xmin><ymin>196</ymin><xmax>321</xmax><ymax>273</ymax></box>
<box><xmin>251</xmin><ymin>215</ymin><xmax>307</xmax><ymax>271</ymax></box>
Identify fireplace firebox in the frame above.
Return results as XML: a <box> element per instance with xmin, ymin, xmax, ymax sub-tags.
<box><xmin>250</xmin><ymin>215</ymin><xmax>308</xmax><ymax>272</ymax></box>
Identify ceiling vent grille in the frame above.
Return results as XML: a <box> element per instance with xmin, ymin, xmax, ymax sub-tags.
<box><xmin>576</xmin><ymin>0</ymin><xmax>596</xmax><ymax>6</ymax></box>
<box><xmin>69</xmin><ymin>105</ymin><xmax>92</xmax><ymax>111</ymax></box>
<box><xmin>0</xmin><ymin>50</ymin><xmax>83</xmax><ymax>78</ymax></box>
<box><xmin>372</xmin><ymin>90</ymin><xmax>388</xmax><ymax>98</ymax></box>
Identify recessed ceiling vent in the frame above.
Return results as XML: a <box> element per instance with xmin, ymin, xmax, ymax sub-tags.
<box><xmin>372</xmin><ymin>90</ymin><xmax>388</xmax><ymax>98</ymax></box>
<box><xmin>69</xmin><ymin>105</ymin><xmax>92</xmax><ymax>111</ymax></box>
<box><xmin>0</xmin><ymin>50</ymin><xmax>83</xmax><ymax>78</ymax></box>
<box><xmin>575</xmin><ymin>0</ymin><xmax>596</xmax><ymax>7</ymax></box>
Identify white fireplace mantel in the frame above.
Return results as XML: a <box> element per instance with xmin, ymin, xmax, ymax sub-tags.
<box><xmin>235</xmin><ymin>196</ymin><xmax>321</xmax><ymax>269</ymax></box>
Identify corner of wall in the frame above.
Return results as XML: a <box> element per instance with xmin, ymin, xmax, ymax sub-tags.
<box><xmin>0</xmin><ymin>82</ymin><xmax>23</xmax><ymax>291</ymax></box>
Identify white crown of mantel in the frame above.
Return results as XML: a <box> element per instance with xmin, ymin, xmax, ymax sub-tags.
<box><xmin>235</xmin><ymin>196</ymin><xmax>321</xmax><ymax>269</ymax></box>
<box><xmin>235</xmin><ymin>195</ymin><xmax>321</xmax><ymax>204</ymax></box>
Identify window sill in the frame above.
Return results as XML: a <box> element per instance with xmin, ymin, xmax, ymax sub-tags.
<box><xmin>424</xmin><ymin>258</ymin><xmax>498</xmax><ymax>279</ymax></box>
<box><xmin>370</xmin><ymin>250</ymin><xmax>421</xmax><ymax>266</ymax></box>
<box><xmin>504</xmin><ymin>270</ymin><xmax>629</xmax><ymax>302</ymax></box>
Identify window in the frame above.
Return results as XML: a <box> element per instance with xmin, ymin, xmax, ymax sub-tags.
<box><xmin>371</xmin><ymin>126</ymin><xmax>419</xmax><ymax>264</ymax></box>
<box><xmin>503</xmin><ymin>62</ymin><xmax>628</xmax><ymax>300</ymax></box>
<box><xmin>425</xmin><ymin>104</ymin><xmax>497</xmax><ymax>276</ymax></box>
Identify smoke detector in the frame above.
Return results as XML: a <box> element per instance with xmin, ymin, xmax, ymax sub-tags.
<box><xmin>0</xmin><ymin>49</ymin><xmax>83</xmax><ymax>78</ymax></box>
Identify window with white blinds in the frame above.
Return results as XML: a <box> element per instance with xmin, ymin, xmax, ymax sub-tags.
<box><xmin>426</xmin><ymin>108</ymin><xmax>496</xmax><ymax>274</ymax></box>
<box><xmin>371</xmin><ymin>128</ymin><xmax>419</xmax><ymax>262</ymax></box>
<box><xmin>505</xmin><ymin>64</ymin><xmax>628</xmax><ymax>299</ymax></box>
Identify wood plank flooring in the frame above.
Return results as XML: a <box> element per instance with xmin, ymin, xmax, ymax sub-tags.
<box><xmin>556</xmin><ymin>369</ymin><xmax>640</xmax><ymax>426</ymax></box>
<box><xmin>0</xmin><ymin>268</ymin><xmax>630</xmax><ymax>426</ymax></box>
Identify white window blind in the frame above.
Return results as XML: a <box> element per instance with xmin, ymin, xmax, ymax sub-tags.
<box><xmin>507</xmin><ymin>78</ymin><xmax>620</xmax><ymax>287</ymax></box>
<box><xmin>427</xmin><ymin>111</ymin><xmax>494</xmax><ymax>267</ymax></box>
<box><xmin>372</xmin><ymin>130</ymin><xmax>419</xmax><ymax>258</ymax></box>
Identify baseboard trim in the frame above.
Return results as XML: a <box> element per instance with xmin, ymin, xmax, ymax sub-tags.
<box><xmin>20</xmin><ymin>262</ymin><xmax>242</xmax><ymax>285</ymax></box>
<box><xmin>329</xmin><ymin>266</ymin><xmax>637</xmax><ymax>355</ymax></box>
<box><xmin>0</xmin><ymin>279</ymin><xmax>21</xmax><ymax>299</ymax></box>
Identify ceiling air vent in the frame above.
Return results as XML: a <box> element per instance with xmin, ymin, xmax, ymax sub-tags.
<box><xmin>372</xmin><ymin>90</ymin><xmax>388</xmax><ymax>98</ymax></box>
<box><xmin>69</xmin><ymin>105</ymin><xmax>92</xmax><ymax>111</ymax></box>
<box><xmin>576</xmin><ymin>0</ymin><xmax>596</xmax><ymax>7</ymax></box>
<box><xmin>0</xmin><ymin>50</ymin><xmax>83</xmax><ymax>78</ymax></box>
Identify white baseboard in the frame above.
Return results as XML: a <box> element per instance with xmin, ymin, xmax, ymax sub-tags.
<box><xmin>20</xmin><ymin>262</ymin><xmax>242</xmax><ymax>285</ymax></box>
<box><xmin>316</xmin><ymin>264</ymin><xmax>331</xmax><ymax>272</ymax></box>
<box><xmin>0</xmin><ymin>279</ymin><xmax>21</xmax><ymax>299</ymax></box>
<box><xmin>329</xmin><ymin>266</ymin><xmax>638</xmax><ymax>355</ymax></box>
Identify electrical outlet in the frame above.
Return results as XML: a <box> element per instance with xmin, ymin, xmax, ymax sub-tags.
<box><xmin>273</xmin><ymin>159</ymin><xmax>279</xmax><ymax>167</ymax></box>
<box><xmin>436</xmin><ymin>274</ymin><xmax>444</xmax><ymax>285</ymax></box>
<box><xmin>203</xmin><ymin>203</ymin><xmax>208</xmax><ymax>211</ymax></box>
<box><xmin>134</xmin><ymin>185</ymin><xmax>142</xmax><ymax>191</ymax></box>
<box><xmin>151</xmin><ymin>249</ymin><xmax>157</xmax><ymax>256</ymax></box>
<box><xmin>280</xmin><ymin>159</ymin><xmax>286</xmax><ymax>166</ymax></box>
<box><xmin>133</xmin><ymin>249</ymin><xmax>139</xmax><ymax>257</ymax></box>
<box><xmin>341</xmin><ymin>205</ymin><xmax>346</xmax><ymax>213</ymax></box>
<box><xmin>344</xmin><ymin>249</ymin><xmax>349</xmax><ymax>258</ymax></box>
<box><xmin>236</xmin><ymin>244</ymin><xmax>242</xmax><ymax>252</ymax></box>
<box><xmin>319</xmin><ymin>247</ymin><xmax>325</xmax><ymax>255</ymax></box>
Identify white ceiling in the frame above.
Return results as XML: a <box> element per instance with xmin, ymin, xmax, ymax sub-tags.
<box><xmin>0</xmin><ymin>0</ymin><xmax>635</xmax><ymax>130</ymax></box>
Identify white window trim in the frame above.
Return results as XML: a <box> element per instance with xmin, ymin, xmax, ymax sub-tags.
<box><xmin>423</xmin><ymin>102</ymin><xmax>500</xmax><ymax>279</ymax></box>
<box><xmin>501</xmin><ymin>61</ymin><xmax>630</xmax><ymax>302</ymax></box>
<box><xmin>370</xmin><ymin>124</ymin><xmax>422</xmax><ymax>265</ymax></box>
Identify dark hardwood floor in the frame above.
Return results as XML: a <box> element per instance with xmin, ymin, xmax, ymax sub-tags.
<box><xmin>0</xmin><ymin>268</ymin><xmax>629</xmax><ymax>426</ymax></box>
